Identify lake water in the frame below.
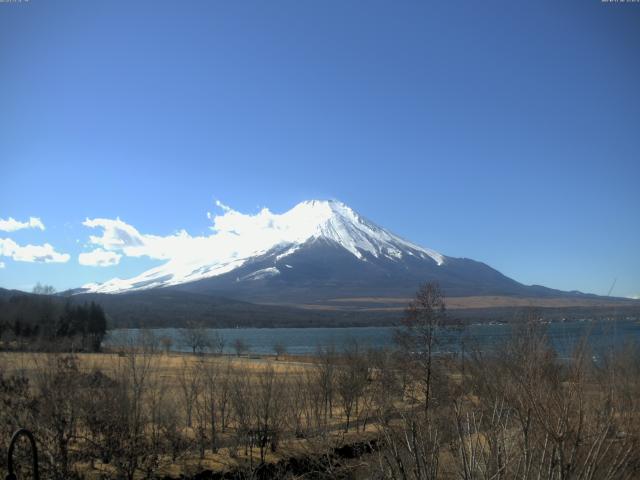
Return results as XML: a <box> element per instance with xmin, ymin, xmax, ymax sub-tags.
<box><xmin>104</xmin><ymin>318</ymin><xmax>640</xmax><ymax>357</ymax></box>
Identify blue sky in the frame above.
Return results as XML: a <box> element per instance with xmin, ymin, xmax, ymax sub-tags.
<box><xmin>1</xmin><ymin>0</ymin><xmax>639</xmax><ymax>298</ymax></box>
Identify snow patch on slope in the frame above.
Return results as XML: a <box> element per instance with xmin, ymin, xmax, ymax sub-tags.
<box><xmin>241</xmin><ymin>267</ymin><xmax>280</xmax><ymax>282</ymax></box>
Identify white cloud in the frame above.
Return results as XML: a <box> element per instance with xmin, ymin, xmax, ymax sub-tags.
<box><xmin>82</xmin><ymin>217</ymin><xmax>146</xmax><ymax>252</ymax></box>
<box><xmin>82</xmin><ymin>217</ymin><xmax>196</xmax><ymax>260</ymax></box>
<box><xmin>79</xmin><ymin>248</ymin><xmax>122</xmax><ymax>267</ymax></box>
<box><xmin>0</xmin><ymin>261</ymin><xmax>5</xmax><ymax>269</ymax></box>
<box><xmin>0</xmin><ymin>216</ymin><xmax>45</xmax><ymax>232</ymax></box>
<box><xmin>80</xmin><ymin>201</ymin><xmax>329</xmax><ymax>276</ymax></box>
<box><xmin>0</xmin><ymin>238</ymin><xmax>70</xmax><ymax>263</ymax></box>
<box><xmin>215</xmin><ymin>200</ymin><xmax>232</xmax><ymax>212</ymax></box>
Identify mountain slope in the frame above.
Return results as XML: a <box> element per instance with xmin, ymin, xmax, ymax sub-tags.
<box><xmin>79</xmin><ymin>199</ymin><xmax>605</xmax><ymax>305</ymax></box>
<box><xmin>169</xmin><ymin>237</ymin><xmax>534</xmax><ymax>302</ymax></box>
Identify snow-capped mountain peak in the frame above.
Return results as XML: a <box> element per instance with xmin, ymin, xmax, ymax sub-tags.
<box><xmin>289</xmin><ymin>200</ymin><xmax>443</xmax><ymax>264</ymax></box>
<box><xmin>81</xmin><ymin>200</ymin><xmax>444</xmax><ymax>294</ymax></box>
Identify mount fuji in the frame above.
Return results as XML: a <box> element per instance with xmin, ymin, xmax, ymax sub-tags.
<box><xmin>79</xmin><ymin>200</ymin><xmax>585</xmax><ymax>304</ymax></box>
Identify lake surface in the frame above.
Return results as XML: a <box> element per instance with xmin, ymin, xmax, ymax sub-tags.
<box><xmin>104</xmin><ymin>318</ymin><xmax>640</xmax><ymax>357</ymax></box>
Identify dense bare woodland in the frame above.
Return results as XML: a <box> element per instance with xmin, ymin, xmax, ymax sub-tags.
<box><xmin>1</xmin><ymin>285</ymin><xmax>639</xmax><ymax>479</ymax></box>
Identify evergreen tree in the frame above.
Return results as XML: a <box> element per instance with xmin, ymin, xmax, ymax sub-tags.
<box><xmin>56</xmin><ymin>301</ymin><xmax>73</xmax><ymax>337</ymax></box>
<box><xmin>88</xmin><ymin>302</ymin><xmax>107</xmax><ymax>351</ymax></box>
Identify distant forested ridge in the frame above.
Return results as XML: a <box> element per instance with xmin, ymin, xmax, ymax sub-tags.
<box><xmin>0</xmin><ymin>285</ymin><xmax>106</xmax><ymax>351</ymax></box>
<box><xmin>1</xmin><ymin>285</ymin><xmax>638</xmax><ymax>333</ymax></box>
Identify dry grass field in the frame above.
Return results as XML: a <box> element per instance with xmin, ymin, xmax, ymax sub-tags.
<box><xmin>322</xmin><ymin>295</ymin><xmax>639</xmax><ymax>309</ymax></box>
<box><xmin>0</xmin><ymin>348</ymin><xmax>383</xmax><ymax>479</ymax></box>
<box><xmin>0</xmin><ymin>350</ymin><xmax>311</xmax><ymax>379</ymax></box>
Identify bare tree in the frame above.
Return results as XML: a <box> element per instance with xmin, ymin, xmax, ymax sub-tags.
<box><xmin>233</xmin><ymin>338</ymin><xmax>249</xmax><ymax>357</ymax></box>
<box><xmin>141</xmin><ymin>356</ymin><xmax>174</xmax><ymax>477</ymax></box>
<box><xmin>336</xmin><ymin>341</ymin><xmax>368</xmax><ymax>432</ymax></box>
<box><xmin>210</xmin><ymin>330</ymin><xmax>225</xmax><ymax>355</ymax></box>
<box><xmin>371</xmin><ymin>283</ymin><xmax>448</xmax><ymax>480</ymax></box>
<box><xmin>218</xmin><ymin>360</ymin><xmax>233</xmax><ymax>432</ymax></box>
<box><xmin>395</xmin><ymin>282</ymin><xmax>446</xmax><ymax>413</ymax></box>
<box><xmin>368</xmin><ymin>348</ymin><xmax>402</xmax><ymax>419</ymax></box>
<box><xmin>94</xmin><ymin>346</ymin><xmax>155</xmax><ymax>480</ymax></box>
<box><xmin>304</xmin><ymin>368</ymin><xmax>328</xmax><ymax>434</ymax></box>
<box><xmin>180</xmin><ymin>323</ymin><xmax>212</xmax><ymax>355</ymax></box>
<box><xmin>32</xmin><ymin>282</ymin><xmax>56</xmax><ymax>295</ymax></box>
<box><xmin>177</xmin><ymin>359</ymin><xmax>201</xmax><ymax>428</ymax></box>
<box><xmin>195</xmin><ymin>356</ymin><xmax>229</xmax><ymax>453</ymax></box>
<box><xmin>230</xmin><ymin>370</ymin><xmax>253</xmax><ymax>457</ymax></box>
<box><xmin>251</xmin><ymin>365</ymin><xmax>286</xmax><ymax>462</ymax></box>
<box><xmin>274</xmin><ymin>342</ymin><xmax>286</xmax><ymax>361</ymax></box>
<box><xmin>159</xmin><ymin>335</ymin><xmax>173</xmax><ymax>355</ymax></box>
<box><xmin>137</xmin><ymin>328</ymin><xmax>159</xmax><ymax>354</ymax></box>
<box><xmin>316</xmin><ymin>345</ymin><xmax>336</xmax><ymax>423</ymax></box>
<box><xmin>33</xmin><ymin>354</ymin><xmax>82</xmax><ymax>479</ymax></box>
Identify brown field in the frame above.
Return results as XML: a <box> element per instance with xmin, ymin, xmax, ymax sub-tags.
<box><xmin>0</xmin><ymin>350</ymin><xmax>312</xmax><ymax>382</ymax></box>
<box><xmin>322</xmin><ymin>295</ymin><xmax>638</xmax><ymax>309</ymax></box>
<box><xmin>0</xmin><ymin>349</ymin><xmax>382</xmax><ymax>479</ymax></box>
